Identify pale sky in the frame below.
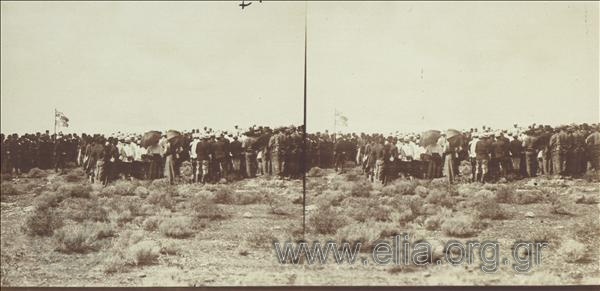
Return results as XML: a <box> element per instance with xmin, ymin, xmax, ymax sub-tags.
<box><xmin>1</xmin><ymin>1</ymin><xmax>598</xmax><ymax>135</ymax></box>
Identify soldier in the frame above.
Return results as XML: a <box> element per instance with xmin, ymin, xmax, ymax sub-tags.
<box><xmin>195</xmin><ymin>136</ymin><xmax>212</xmax><ymax>183</ymax></box>
<box><xmin>54</xmin><ymin>135</ymin><xmax>69</xmax><ymax>174</ymax></box>
<box><xmin>212</xmin><ymin>135</ymin><xmax>229</xmax><ymax>182</ymax></box>
<box><xmin>549</xmin><ymin>126</ymin><xmax>568</xmax><ymax>177</ymax></box>
<box><xmin>229</xmin><ymin>136</ymin><xmax>243</xmax><ymax>179</ymax></box>
<box><xmin>269</xmin><ymin>128</ymin><xmax>285</xmax><ymax>178</ymax></box>
<box><xmin>522</xmin><ymin>130</ymin><xmax>538</xmax><ymax>177</ymax></box>
<box><xmin>585</xmin><ymin>126</ymin><xmax>600</xmax><ymax>171</ymax></box>
<box><xmin>475</xmin><ymin>133</ymin><xmax>492</xmax><ymax>183</ymax></box>
<box><xmin>333</xmin><ymin>135</ymin><xmax>347</xmax><ymax>173</ymax></box>
<box><xmin>508</xmin><ymin>133</ymin><xmax>523</xmax><ymax>178</ymax></box>
<box><xmin>242</xmin><ymin>130</ymin><xmax>259</xmax><ymax>178</ymax></box>
<box><xmin>491</xmin><ymin>132</ymin><xmax>510</xmax><ymax>180</ymax></box>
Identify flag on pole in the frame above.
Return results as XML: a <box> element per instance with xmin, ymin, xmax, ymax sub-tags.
<box><xmin>55</xmin><ymin>110</ymin><xmax>69</xmax><ymax>128</ymax></box>
<box><xmin>335</xmin><ymin>110</ymin><xmax>348</xmax><ymax>127</ymax></box>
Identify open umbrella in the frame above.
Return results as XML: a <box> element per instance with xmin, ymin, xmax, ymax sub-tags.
<box><xmin>141</xmin><ymin>130</ymin><xmax>161</xmax><ymax>148</ymax></box>
<box><xmin>446</xmin><ymin>129</ymin><xmax>464</xmax><ymax>147</ymax></box>
<box><xmin>420</xmin><ymin>130</ymin><xmax>442</xmax><ymax>147</ymax></box>
<box><xmin>166</xmin><ymin>130</ymin><xmax>183</xmax><ymax>146</ymax></box>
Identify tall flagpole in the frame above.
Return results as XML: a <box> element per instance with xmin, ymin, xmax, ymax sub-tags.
<box><xmin>302</xmin><ymin>1</ymin><xmax>308</xmax><ymax>237</ymax></box>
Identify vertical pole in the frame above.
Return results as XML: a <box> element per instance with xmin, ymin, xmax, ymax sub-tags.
<box><xmin>53</xmin><ymin>108</ymin><xmax>57</xmax><ymax>171</ymax></box>
<box><xmin>302</xmin><ymin>1</ymin><xmax>308</xmax><ymax>237</ymax></box>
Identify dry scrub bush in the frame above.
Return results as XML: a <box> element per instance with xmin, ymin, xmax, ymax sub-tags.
<box><xmin>189</xmin><ymin>195</ymin><xmax>227</xmax><ymax>221</ymax></box>
<box><xmin>34</xmin><ymin>191</ymin><xmax>64</xmax><ymax>208</ymax></box>
<box><xmin>22</xmin><ymin>206</ymin><xmax>64</xmax><ymax>236</ymax></box>
<box><xmin>307</xmin><ymin>167</ymin><xmax>325</xmax><ymax>177</ymax></box>
<box><xmin>441</xmin><ymin>213</ymin><xmax>479</xmax><ymax>237</ymax></box>
<box><xmin>160</xmin><ymin>241</ymin><xmax>181</xmax><ymax>255</ymax></box>
<box><xmin>58</xmin><ymin>184</ymin><xmax>92</xmax><ymax>199</ymax></box>
<box><xmin>54</xmin><ymin>223</ymin><xmax>114</xmax><ymax>253</ymax></box>
<box><xmin>309</xmin><ymin>205</ymin><xmax>347</xmax><ymax>235</ymax></box>
<box><xmin>349</xmin><ymin>181</ymin><xmax>372</xmax><ymax>198</ymax></box>
<box><xmin>245</xmin><ymin>230</ymin><xmax>278</xmax><ymax>249</ymax></box>
<box><xmin>143</xmin><ymin>216</ymin><xmax>161</xmax><ymax>231</ymax></box>
<box><xmin>495</xmin><ymin>185</ymin><xmax>514</xmax><ymax>203</ymax></box>
<box><xmin>1</xmin><ymin>183</ymin><xmax>22</xmax><ymax>200</ymax></box>
<box><xmin>424</xmin><ymin>207</ymin><xmax>453</xmax><ymax>231</ymax></box>
<box><xmin>381</xmin><ymin>180</ymin><xmax>418</xmax><ymax>196</ymax></box>
<box><xmin>559</xmin><ymin>239</ymin><xmax>587</xmax><ymax>263</ymax></box>
<box><xmin>314</xmin><ymin>190</ymin><xmax>346</xmax><ymax>208</ymax></box>
<box><xmin>335</xmin><ymin>220</ymin><xmax>396</xmax><ymax>252</ymax></box>
<box><xmin>468</xmin><ymin>190</ymin><xmax>508</xmax><ymax>220</ymax></box>
<box><xmin>127</xmin><ymin>240</ymin><xmax>160</xmax><ymax>266</ymax></box>
<box><xmin>26</xmin><ymin>168</ymin><xmax>47</xmax><ymax>178</ymax></box>
<box><xmin>159</xmin><ymin>217</ymin><xmax>194</xmax><ymax>238</ymax></box>
<box><xmin>425</xmin><ymin>189</ymin><xmax>455</xmax><ymax>208</ymax></box>
<box><xmin>213</xmin><ymin>185</ymin><xmax>235</xmax><ymax>204</ymax></box>
<box><xmin>115</xmin><ymin>210</ymin><xmax>134</xmax><ymax>226</ymax></box>
<box><xmin>64</xmin><ymin>168</ymin><xmax>86</xmax><ymax>182</ymax></box>
<box><xmin>60</xmin><ymin>197</ymin><xmax>109</xmax><ymax>222</ymax></box>
<box><xmin>549</xmin><ymin>195</ymin><xmax>576</xmax><ymax>215</ymax></box>
<box><xmin>234</xmin><ymin>191</ymin><xmax>263</xmax><ymax>205</ymax></box>
<box><xmin>146</xmin><ymin>190</ymin><xmax>174</xmax><ymax>209</ymax></box>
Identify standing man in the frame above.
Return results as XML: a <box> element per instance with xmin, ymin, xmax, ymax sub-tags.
<box><xmin>475</xmin><ymin>133</ymin><xmax>492</xmax><ymax>183</ymax></box>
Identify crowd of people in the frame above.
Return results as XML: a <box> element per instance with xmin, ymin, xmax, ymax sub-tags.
<box><xmin>1</xmin><ymin>123</ymin><xmax>599</xmax><ymax>186</ymax></box>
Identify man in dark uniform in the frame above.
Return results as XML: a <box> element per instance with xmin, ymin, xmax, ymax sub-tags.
<box><xmin>229</xmin><ymin>136</ymin><xmax>243</xmax><ymax>180</ymax></box>
<box><xmin>195</xmin><ymin>136</ymin><xmax>212</xmax><ymax>183</ymax></box>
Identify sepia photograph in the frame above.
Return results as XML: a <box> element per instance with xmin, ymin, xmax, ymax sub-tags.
<box><xmin>1</xmin><ymin>1</ymin><xmax>598</xmax><ymax>287</ymax></box>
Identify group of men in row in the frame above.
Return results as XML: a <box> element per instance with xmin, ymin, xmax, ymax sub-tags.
<box><xmin>333</xmin><ymin>123</ymin><xmax>600</xmax><ymax>184</ymax></box>
<box><xmin>2</xmin><ymin>123</ymin><xmax>599</xmax><ymax>186</ymax></box>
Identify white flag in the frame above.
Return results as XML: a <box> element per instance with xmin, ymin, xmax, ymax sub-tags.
<box><xmin>55</xmin><ymin>110</ymin><xmax>69</xmax><ymax>128</ymax></box>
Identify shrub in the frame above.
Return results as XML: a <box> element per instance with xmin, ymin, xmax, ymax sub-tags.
<box><xmin>314</xmin><ymin>190</ymin><xmax>346</xmax><ymax>208</ymax></box>
<box><xmin>559</xmin><ymin>239</ymin><xmax>587</xmax><ymax>263</ymax></box>
<box><xmin>309</xmin><ymin>206</ymin><xmax>347</xmax><ymax>234</ymax></box>
<box><xmin>64</xmin><ymin>168</ymin><xmax>86</xmax><ymax>182</ymax></box>
<box><xmin>415</xmin><ymin>185</ymin><xmax>429</xmax><ymax>198</ymax></box>
<box><xmin>469</xmin><ymin>190</ymin><xmax>507</xmax><ymax>220</ymax></box>
<box><xmin>350</xmin><ymin>181</ymin><xmax>372</xmax><ymax>197</ymax></box>
<box><xmin>424</xmin><ymin>207</ymin><xmax>453</xmax><ymax>231</ymax></box>
<box><xmin>143</xmin><ymin>216</ymin><xmax>161</xmax><ymax>231</ymax></box>
<box><xmin>63</xmin><ymin>199</ymin><xmax>109</xmax><ymax>222</ymax></box>
<box><xmin>159</xmin><ymin>217</ymin><xmax>194</xmax><ymax>238</ymax></box>
<box><xmin>160</xmin><ymin>241</ymin><xmax>181</xmax><ymax>255</ymax></box>
<box><xmin>213</xmin><ymin>185</ymin><xmax>234</xmax><ymax>204</ymax></box>
<box><xmin>441</xmin><ymin>213</ymin><xmax>479</xmax><ymax>237</ymax></box>
<box><xmin>58</xmin><ymin>184</ymin><xmax>92</xmax><ymax>199</ymax></box>
<box><xmin>147</xmin><ymin>190</ymin><xmax>174</xmax><ymax>209</ymax></box>
<box><xmin>1</xmin><ymin>183</ymin><xmax>21</xmax><ymax>200</ymax></box>
<box><xmin>245</xmin><ymin>230</ymin><xmax>277</xmax><ymax>249</ymax></box>
<box><xmin>335</xmin><ymin>220</ymin><xmax>395</xmax><ymax>252</ymax></box>
<box><xmin>189</xmin><ymin>195</ymin><xmax>227</xmax><ymax>221</ymax></box>
<box><xmin>512</xmin><ymin>190</ymin><xmax>544</xmax><ymax>204</ymax></box>
<box><xmin>22</xmin><ymin>206</ymin><xmax>64</xmax><ymax>236</ymax></box>
<box><xmin>234</xmin><ymin>192</ymin><xmax>263</xmax><ymax>205</ymax></box>
<box><xmin>134</xmin><ymin>186</ymin><xmax>150</xmax><ymax>198</ymax></box>
<box><xmin>495</xmin><ymin>185</ymin><xmax>515</xmax><ymax>203</ymax></box>
<box><xmin>26</xmin><ymin>168</ymin><xmax>47</xmax><ymax>178</ymax></box>
<box><xmin>94</xmin><ymin>223</ymin><xmax>116</xmax><ymax>239</ymax></box>
<box><xmin>54</xmin><ymin>224</ymin><xmax>101</xmax><ymax>253</ymax></box>
<box><xmin>127</xmin><ymin>240</ymin><xmax>160</xmax><ymax>266</ymax></box>
<box><xmin>34</xmin><ymin>191</ymin><xmax>64</xmax><ymax>209</ymax></box>
<box><xmin>307</xmin><ymin>167</ymin><xmax>325</xmax><ymax>177</ymax></box>
<box><xmin>426</xmin><ymin>189</ymin><xmax>454</xmax><ymax>208</ymax></box>
<box><xmin>383</xmin><ymin>180</ymin><xmax>418</xmax><ymax>196</ymax></box>
<box><xmin>116</xmin><ymin>210</ymin><xmax>134</xmax><ymax>226</ymax></box>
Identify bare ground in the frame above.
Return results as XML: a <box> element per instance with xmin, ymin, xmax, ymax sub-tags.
<box><xmin>1</xmin><ymin>167</ymin><xmax>599</xmax><ymax>286</ymax></box>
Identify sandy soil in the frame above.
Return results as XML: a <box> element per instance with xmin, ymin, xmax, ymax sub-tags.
<box><xmin>1</xmin><ymin>167</ymin><xmax>598</xmax><ymax>286</ymax></box>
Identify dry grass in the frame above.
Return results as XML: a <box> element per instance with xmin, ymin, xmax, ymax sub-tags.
<box><xmin>307</xmin><ymin>167</ymin><xmax>325</xmax><ymax>177</ymax></box>
<box><xmin>146</xmin><ymin>189</ymin><xmax>174</xmax><ymax>209</ymax></box>
<box><xmin>213</xmin><ymin>185</ymin><xmax>235</xmax><ymax>204</ymax></box>
<box><xmin>53</xmin><ymin>223</ymin><xmax>114</xmax><ymax>253</ymax></box>
<box><xmin>1</xmin><ymin>183</ymin><xmax>22</xmax><ymax>201</ymax></box>
<box><xmin>189</xmin><ymin>195</ymin><xmax>227</xmax><ymax>221</ymax></box>
<box><xmin>159</xmin><ymin>217</ymin><xmax>194</xmax><ymax>238</ymax></box>
<box><xmin>309</xmin><ymin>205</ymin><xmax>347</xmax><ymax>235</ymax></box>
<box><xmin>380</xmin><ymin>180</ymin><xmax>418</xmax><ymax>196</ymax></box>
<box><xmin>63</xmin><ymin>168</ymin><xmax>86</xmax><ymax>182</ymax></box>
<box><xmin>22</xmin><ymin>206</ymin><xmax>64</xmax><ymax>236</ymax></box>
<box><xmin>58</xmin><ymin>184</ymin><xmax>92</xmax><ymax>199</ymax></box>
<box><xmin>142</xmin><ymin>216</ymin><xmax>161</xmax><ymax>231</ymax></box>
<box><xmin>559</xmin><ymin>239</ymin><xmax>588</xmax><ymax>263</ymax></box>
<box><xmin>441</xmin><ymin>213</ymin><xmax>480</xmax><ymax>237</ymax></box>
<box><xmin>26</xmin><ymin>168</ymin><xmax>47</xmax><ymax>178</ymax></box>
